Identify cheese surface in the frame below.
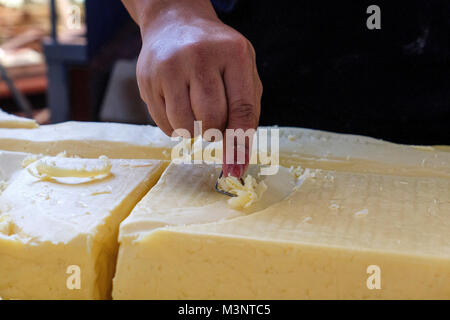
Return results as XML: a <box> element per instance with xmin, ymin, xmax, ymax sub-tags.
<box><xmin>113</xmin><ymin>167</ymin><xmax>450</xmax><ymax>299</ymax></box>
<box><xmin>116</xmin><ymin>163</ymin><xmax>299</xmax><ymax>240</ymax></box>
<box><xmin>0</xmin><ymin>121</ymin><xmax>176</xmax><ymax>159</ymax></box>
<box><xmin>0</xmin><ymin>120</ymin><xmax>449</xmax><ymax>300</ymax></box>
<box><xmin>268</xmin><ymin>127</ymin><xmax>450</xmax><ymax>179</ymax></box>
<box><xmin>0</xmin><ymin>156</ymin><xmax>167</xmax><ymax>299</ymax></box>
<box><xmin>200</xmin><ymin>126</ymin><xmax>450</xmax><ymax>178</ymax></box>
<box><xmin>0</xmin><ymin>109</ymin><xmax>38</xmax><ymax>129</ymax></box>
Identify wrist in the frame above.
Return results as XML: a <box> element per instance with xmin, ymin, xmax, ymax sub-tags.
<box><xmin>136</xmin><ymin>0</ymin><xmax>219</xmax><ymax>40</ymax></box>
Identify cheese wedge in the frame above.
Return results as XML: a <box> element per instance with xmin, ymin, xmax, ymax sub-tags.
<box><xmin>113</xmin><ymin>166</ymin><xmax>450</xmax><ymax>300</ymax></box>
<box><xmin>0</xmin><ymin>156</ymin><xmax>167</xmax><ymax>300</ymax></box>
<box><xmin>0</xmin><ymin>109</ymin><xmax>38</xmax><ymax>129</ymax></box>
<box><xmin>0</xmin><ymin>121</ymin><xmax>176</xmax><ymax>159</ymax></box>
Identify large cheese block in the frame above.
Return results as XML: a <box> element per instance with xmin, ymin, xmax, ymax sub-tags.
<box><xmin>113</xmin><ymin>165</ymin><xmax>450</xmax><ymax>299</ymax></box>
<box><xmin>0</xmin><ymin>109</ymin><xmax>38</xmax><ymax>129</ymax></box>
<box><xmin>0</xmin><ymin>154</ymin><xmax>167</xmax><ymax>299</ymax></box>
<box><xmin>0</xmin><ymin>121</ymin><xmax>176</xmax><ymax>159</ymax></box>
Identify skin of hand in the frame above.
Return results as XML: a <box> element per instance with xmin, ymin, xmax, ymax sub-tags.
<box><xmin>122</xmin><ymin>0</ymin><xmax>262</xmax><ymax>177</ymax></box>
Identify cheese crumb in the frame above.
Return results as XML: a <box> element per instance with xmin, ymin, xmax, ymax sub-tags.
<box><xmin>22</xmin><ymin>154</ymin><xmax>41</xmax><ymax>168</ymax></box>
<box><xmin>0</xmin><ymin>215</ymin><xmax>14</xmax><ymax>236</ymax></box>
<box><xmin>329</xmin><ymin>203</ymin><xmax>340</xmax><ymax>210</ymax></box>
<box><xmin>217</xmin><ymin>175</ymin><xmax>267</xmax><ymax>210</ymax></box>
<box><xmin>289</xmin><ymin>166</ymin><xmax>305</xmax><ymax>178</ymax></box>
<box><xmin>354</xmin><ymin>208</ymin><xmax>369</xmax><ymax>217</ymax></box>
<box><xmin>0</xmin><ymin>180</ymin><xmax>7</xmax><ymax>193</ymax></box>
<box><xmin>287</xmin><ymin>135</ymin><xmax>296</xmax><ymax>141</ymax></box>
<box><xmin>56</xmin><ymin>151</ymin><xmax>68</xmax><ymax>158</ymax></box>
<box><xmin>302</xmin><ymin>216</ymin><xmax>312</xmax><ymax>223</ymax></box>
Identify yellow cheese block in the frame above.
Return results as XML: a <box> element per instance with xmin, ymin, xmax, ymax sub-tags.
<box><xmin>113</xmin><ymin>166</ymin><xmax>450</xmax><ymax>299</ymax></box>
<box><xmin>0</xmin><ymin>156</ymin><xmax>167</xmax><ymax>300</ymax></box>
<box><xmin>0</xmin><ymin>109</ymin><xmax>38</xmax><ymax>129</ymax></box>
<box><xmin>0</xmin><ymin>121</ymin><xmax>176</xmax><ymax>159</ymax></box>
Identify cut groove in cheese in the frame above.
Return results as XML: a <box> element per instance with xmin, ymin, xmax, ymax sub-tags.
<box><xmin>0</xmin><ymin>109</ymin><xmax>38</xmax><ymax>129</ymax></box>
<box><xmin>113</xmin><ymin>167</ymin><xmax>450</xmax><ymax>300</ymax></box>
<box><xmin>0</xmin><ymin>156</ymin><xmax>168</xmax><ymax>300</ymax></box>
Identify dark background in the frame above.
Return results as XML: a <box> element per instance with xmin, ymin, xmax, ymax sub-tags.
<box><xmin>91</xmin><ymin>0</ymin><xmax>450</xmax><ymax>145</ymax></box>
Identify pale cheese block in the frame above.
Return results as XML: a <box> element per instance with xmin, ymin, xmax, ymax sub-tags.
<box><xmin>0</xmin><ymin>109</ymin><xmax>38</xmax><ymax>129</ymax></box>
<box><xmin>113</xmin><ymin>167</ymin><xmax>450</xmax><ymax>300</ymax></box>
<box><xmin>0</xmin><ymin>121</ymin><xmax>176</xmax><ymax>159</ymax></box>
<box><xmin>0</xmin><ymin>156</ymin><xmax>167</xmax><ymax>300</ymax></box>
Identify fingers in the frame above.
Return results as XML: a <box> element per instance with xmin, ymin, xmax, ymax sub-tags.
<box><xmin>163</xmin><ymin>80</ymin><xmax>196</xmax><ymax>137</ymax></box>
<box><xmin>190</xmin><ymin>68</ymin><xmax>228</xmax><ymax>136</ymax></box>
<box><xmin>137</xmin><ymin>78</ymin><xmax>174</xmax><ymax>136</ymax></box>
<box><xmin>223</xmin><ymin>40</ymin><xmax>261</xmax><ymax>131</ymax></box>
<box><xmin>222</xmin><ymin>40</ymin><xmax>261</xmax><ymax>177</ymax></box>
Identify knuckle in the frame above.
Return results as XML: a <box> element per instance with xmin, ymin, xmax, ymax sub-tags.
<box><xmin>229</xmin><ymin>36</ymin><xmax>251</xmax><ymax>61</ymax></box>
<box><xmin>230</xmin><ymin>102</ymin><xmax>258</xmax><ymax>127</ymax></box>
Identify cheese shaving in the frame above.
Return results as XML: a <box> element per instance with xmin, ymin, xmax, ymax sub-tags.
<box><xmin>218</xmin><ymin>175</ymin><xmax>267</xmax><ymax>210</ymax></box>
<box><xmin>29</xmin><ymin>155</ymin><xmax>112</xmax><ymax>180</ymax></box>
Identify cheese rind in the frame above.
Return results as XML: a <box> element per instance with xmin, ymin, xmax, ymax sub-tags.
<box><xmin>0</xmin><ymin>156</ymin><xmax>167</xmax><ymax>300</ymax></box>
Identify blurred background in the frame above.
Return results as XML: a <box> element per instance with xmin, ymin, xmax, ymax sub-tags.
<box><xmin>0</xmin><ymin>0</ymin><xmax>448</xmax><ymax>144</ymax></box>
<box><xmin>0</xmin><ymin>0</ymin><xmax>151</xmax><ymax>126</ymax></box>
